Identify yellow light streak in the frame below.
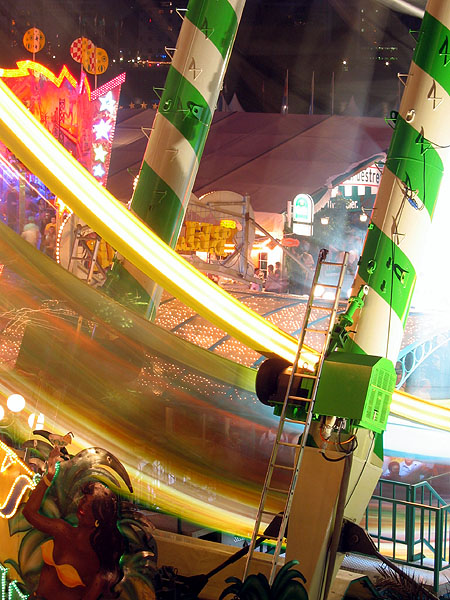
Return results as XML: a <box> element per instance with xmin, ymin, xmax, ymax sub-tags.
<box><xmin>391</xmin><ymin>391</ymin><xmax>450</xmax><ymax>432</ymax></box>
<box><xmin>0</xmin><ymin>79</ymin><xmax>448</xmax><ymax>433</ymax></box>
<box><xmin>0</xmin><ymin>78</ymin><xmax>307</xmax><ymax>364</ymax></box>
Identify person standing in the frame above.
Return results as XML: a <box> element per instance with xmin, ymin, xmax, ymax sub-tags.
<box><xmin>265</xmin><ymin>264</ymin><xmax>282</xmax><ymax>292</ymax></box>
<box><xmin>21</xmin><ymin>216</ymin><xmax>41</xmax><ymax>247</ymax></box>
<box><xmin>43</xmin><ymin>224</ymin><xmax>57</xmax><ymax>258</ymax></box>
<box><xmin>265</xmin><ymin>264</ymin><xmax>275</xmax><ymax>291</ymax></box>
<box><xmin>298</xmin><ymin>241</ymin><xmax>315</xmax><ymax>294</ymax></box>
<box><xmin>6</xmin><ymin>188</ymin><xmax>19</xmax><ymax>232</ymax></box>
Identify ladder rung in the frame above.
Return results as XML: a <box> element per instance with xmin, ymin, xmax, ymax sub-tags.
<box><xmin>291</xmin><ymin>372</ymin><xmax>317</xmax><ymax>380</ymax></box>
<box><xmin>243</xmin><ymin>250</ymin><xmax>348</xmax><ymax>583</ymax></box>
<box><xmin>322</xmin><ymin>261</ymin><xmax>345</xmax><ymax>266</ymax></box>
<box><xmin>262</xmin><ymin>534</ymin><xmax>282</xmax><ymax>541</ymax></box>
<box><xmin>288</xmin><ymin>394</ymin><xmax>312</xmax><ymax>402</ymax></box>
<box><xmin>284</xmin><ymin>418</ymin><xmax>306</xmax><ymax>425</ymax></box>
<box><xmin>262</xmin><ymin>509</ymin><xmax>282</xmax><ymax>517</ymax></box>
<box><xmin>261</xmin><ymin>509</ymin><xmax>281</xmax><ymax>517</ymax></box>
<box><xmin>267</xmin><ymin>486</ymin><xmax>290</xmax><ymax>494</ymax></box>
<box><xmin>285</xmin><ymin>398</ymin><xmax>308</xmax><ymax>408</ymax></box>
<box><xmin>273</xmin><ymin>463</ymin><xmax>295</xmax><ymax>470</ymax></box>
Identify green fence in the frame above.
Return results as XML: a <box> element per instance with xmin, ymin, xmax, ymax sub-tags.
<box><xmin>364</xmin><ymin>478</ymin><xmax>450</xmax><ymax>592</ymax></box>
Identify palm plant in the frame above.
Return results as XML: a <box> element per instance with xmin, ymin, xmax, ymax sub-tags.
<box><xmin>375</xmin><ymin>565</ymin><xmax>439</xmax><ymax>600</ymax></box>
<box><xmin>219</xmin><ymin>560</ymin><xmax>308</xmax><ymax>600</ymax></box>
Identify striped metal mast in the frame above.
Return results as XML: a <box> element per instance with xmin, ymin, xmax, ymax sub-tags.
<box><xmin>344</xmin><ymin>0</ymin><xmax>449</xmax><ymax>362</ymax></box>
<box><xmin>107</xmin><ymin>0</ymin><xmax>245</xmax><ymax>318</ymax></box>
<box><xmin>287</xmin><ymin>1</ymin><xmax>450</xmax><ymax>597</ymax></box>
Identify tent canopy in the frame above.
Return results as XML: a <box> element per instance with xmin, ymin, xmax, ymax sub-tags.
<box><xmin>108</xmin><ymin>111</ymin><xmax>393</xmax><ymax>213</ymax></box>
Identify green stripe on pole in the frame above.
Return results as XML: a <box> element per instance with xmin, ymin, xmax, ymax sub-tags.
<box><xmin>104</xmin><ymin>261</ymin><xmax>150</xmax><ymax>308</ymax></box>
<box><xmin>357</xmin><ymin>223</ymin><xmax>416</xmax><ymax>325</ymax></box>
<box><xmin>159</xmin><ymin>67</ymin><xmax>211</xmax><ymax>156</ymax></box>
<box><xmin>414</xmin><ymin>12</ymin><xmax>450</xmax><ymax>98</ymax></box>
<box><xmin>187</xmin><ymin>0</ymin><xmax>239</xmax><ymax>59</ymax></box>
<box><xmin>386</xmin><ymin>115</ymin><xmax>443</xmax><ymax>219</ymax></box>
<box><xmin>132</xmin><ymin>162</ymin><xmax>185</xmax><ymax>244</ymax></box>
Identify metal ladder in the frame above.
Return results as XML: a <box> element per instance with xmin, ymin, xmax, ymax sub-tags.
<box><xmin>67</xmin><ymin>225</ymin><xmax>106</xmax><ymax>285</ymax></box>
<box><xmin>243</xmin><ymin>249</ymin><xmax>349</xmax><ymax>583</ymax></box>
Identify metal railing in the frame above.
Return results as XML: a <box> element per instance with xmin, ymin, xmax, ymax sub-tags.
<box><xmin>363</xmin><ymin>478</ymin><xmax>450</xmax><ymax>592</ymax></box>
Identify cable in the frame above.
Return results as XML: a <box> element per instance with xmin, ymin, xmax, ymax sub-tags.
<box><xmin>320</xmin><ymin>429</ymin><xmax>358</xmax><ymax>462</ymax></box>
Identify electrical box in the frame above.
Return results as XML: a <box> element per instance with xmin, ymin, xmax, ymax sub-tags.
<box><xmin>314</xmin><ymin>353</ymin><xmax>396</xmax><ymax>433</ymax></box>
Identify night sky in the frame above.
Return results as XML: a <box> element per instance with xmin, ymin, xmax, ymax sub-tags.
<box><xmin>0</xmin><ymin>0</ymin><xmax>422</xmax><ymax>115</ymax></box>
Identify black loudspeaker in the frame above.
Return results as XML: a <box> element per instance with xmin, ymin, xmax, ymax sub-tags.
<box><xmin>255</xmin><ymin>357</ymin><xmax>311</xmax><ymax>407</ymax></box>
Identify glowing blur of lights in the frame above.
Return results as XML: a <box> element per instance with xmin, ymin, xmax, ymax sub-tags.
<box><xmin>391</xmin><ymin>391</ymin><xmax>450</xmax><ymax>432</ymax></box>
<box><xmin>0</xmin><ymin>152</ymin><xmax>49</xmax><ymax>206</ymax></box>
<box><xmin>0</xmin><ymin>78</ymin><xmax>308</xmax><ymax>365</ymax></box>
<box><xmin>6</xmin><ymin>394</ymin><xmax>25</xmax><ymax>413</ymax></box>
<box><xmin>323</xmin><ymin>291</ymin><xmax>336</xmax><ymax>301</ymax></box>
<box><xmin>55</xmin><ymin>211</ymin><xmax>72</xmax><ymax>264</ymax></box>
<box><xmin>92</xmin><ymin>118</ymin><xmax>112</xmax><ymax>141</ymax></box>
<box><xmin>314</xmin><ymin>284</ymin><xmax>324</xmax><ymax>298</ymax></box>
<box><xmin>55</xmin><ymin>197</ymin><xmax>72</xmax><ymax>216</ymax></box>
<box><xmin>28</xmin><ymin>412</ymin><xmax>45</xmax><ymax>430</ymax></box>
<box><xmin>0</xmin><ymin>406</ymin><xmax>4</xmax><ymax>421</ymax></box>
<box><xmin>0</xmin><ymin>440</ymin><xmax>35</xmax><ymax>520</ymax></box>
<box><xmin>0</xmin><ymin>74</ymin><xmax>446</xmax><ymax>434</ymax></box>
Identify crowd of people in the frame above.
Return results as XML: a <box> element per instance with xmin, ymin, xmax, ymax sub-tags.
<box><xmin>248</xmin><ymin>235</ymin><xmax>362</xmax><ymax>297</ymax></box>
<box><xmin>382</xmin><ymin>457</ymin><xmax>434</xmax><ymax>484</ymax></box>
<box><xmin>249</xmin><ymin>241</ymin><xmax>316</xmax><ymax>295</ymax></box>
<box><xmin>252</xmin><ymin>261</ymin><xmax>288</xmax><ymax>293</ymax></box>
<box><xmin>1</xmin><ymin>187</ymin><xmax>58</xmax><ymax>259</ymax></box>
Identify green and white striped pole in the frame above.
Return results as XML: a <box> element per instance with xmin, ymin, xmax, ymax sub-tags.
<box><xmin>287</xmin><ymin>3</ymin><xmax>450</xmax><ymax>596</ymax></box>
<box><xmin>345</xmin><ymin>0</ymin><xmax>450</xmax><ymax>361</ymax></box>
<box><xmin>106</xmin><ymin>0</ymin><xmax>245</xmax><ymax>318</ymax></box>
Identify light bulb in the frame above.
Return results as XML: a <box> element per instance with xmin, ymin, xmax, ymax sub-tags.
<box><xmin>7</xmin><ymin>394</ymin><xmax>26</xmax><ymax>413</ymax></box>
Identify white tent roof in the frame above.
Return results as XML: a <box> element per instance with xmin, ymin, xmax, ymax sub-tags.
<box><xmin>108</xmin><ymin>111</ymin><xmax>392</xmax><ymax>212</ymax></box>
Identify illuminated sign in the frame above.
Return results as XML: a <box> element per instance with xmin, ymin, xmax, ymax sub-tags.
<box><xmin>176</xmin><ymin>221</ymin><xmax>235</xmax><ymax>255</ymax></box>
<box><xmin>292</xmin><ymin>193</ymin><xmax>313</xmax><ymax>236</ymax></box>
<box><xmin>0</xmin><ymin>60</ymin><xmax>124</xmax><ymax>187</ymax></box>
<box><xmin>328</xmin><ymin>163</ymin><xmax>383</xmax><ymax>210</ymax></box>
<box><xmin>345</xmin><ymin>165</ymin><xmax>381</xmax><ymax>187</ymax></box>
<box><xmin>220</xmin><ymin>219</ymin><xmax>237</xmax><ymax>229</ymax></box>
<box><xmin>0</xmin><ymin>60</ymin><xmax>86</xmax><ymax>96</ymax></box>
